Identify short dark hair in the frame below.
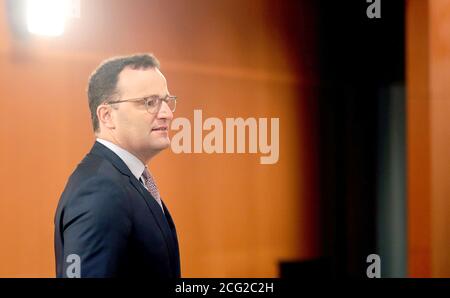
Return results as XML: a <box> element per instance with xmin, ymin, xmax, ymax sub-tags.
<box><xmin>87</xmin><ymin>53</ymin><xmax>160</xmax><ymax>132</ymax></box>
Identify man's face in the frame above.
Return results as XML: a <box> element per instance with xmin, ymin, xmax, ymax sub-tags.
<box><xmin>110</xmin><ymin>67</ymin><xmax>174</xmax><ymax>162</ymax></box>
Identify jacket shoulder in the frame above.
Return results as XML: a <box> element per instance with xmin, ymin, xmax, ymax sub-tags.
<box><xmin>55</xmin><ymin>153</ymin><xmax>132</xmax><ymax>225</ymax></box>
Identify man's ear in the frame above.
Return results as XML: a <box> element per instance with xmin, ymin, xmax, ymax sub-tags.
<box><xmin>97</xmin><ymin>104</ymin><xmax>116</xmax><ymax>130</ymax></box>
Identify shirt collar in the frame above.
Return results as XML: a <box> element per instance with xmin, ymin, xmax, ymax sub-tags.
<box><xmin>96</xmin><ymin>138</ymin><xmax>145</xmax><ymax>180</ymax></box>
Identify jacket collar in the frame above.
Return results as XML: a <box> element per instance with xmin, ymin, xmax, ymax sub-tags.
<box><xmin>89</xmin><ymin>141</ymin><xmax>135</xmax><ymax>178</ymax></box>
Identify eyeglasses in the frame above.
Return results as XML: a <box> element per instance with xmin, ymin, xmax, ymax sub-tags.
<box><xmin>106</xmin><ymin>95</ymin><xmax>177</xmax><ymax>114</ymax></box>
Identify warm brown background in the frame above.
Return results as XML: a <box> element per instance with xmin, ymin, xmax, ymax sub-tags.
<box><xmin>407</xmin><ymin>0</ymin><xmax>450</xmax><ymax>278</ymax></box>
<box><xmin>0</xmin><ymin>0</ymin><xmax>319</xmax><ymax>277</ymax></box>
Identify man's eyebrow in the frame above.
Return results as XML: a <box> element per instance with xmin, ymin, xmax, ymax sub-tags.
<box><xmin>145</xmin><ymin>93</ymin><xmax>169</xmax><ymax>98</ymax></box>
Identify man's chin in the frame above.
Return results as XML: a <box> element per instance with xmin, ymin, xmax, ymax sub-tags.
<box><xmin>152</xmin><ymin>140</ymin><xmax>171</xmax><ymax>151</ymax></box>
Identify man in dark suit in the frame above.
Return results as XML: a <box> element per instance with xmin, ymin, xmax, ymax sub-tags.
<box><xmin>54</xmin><ymin>54</ymin><xmax>181</xmax><ymax>278</ymax></box>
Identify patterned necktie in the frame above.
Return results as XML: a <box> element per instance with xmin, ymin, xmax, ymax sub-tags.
<box><xmin>142</xmin><ymin>167</ymin><xmax>164</xmax><ymax>213</ymax></box>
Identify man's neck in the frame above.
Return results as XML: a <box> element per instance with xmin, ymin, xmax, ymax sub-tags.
<box><xmin>96</xmin><ymin>134</ymin><xmax>152</xmax><ymax>164</ymax></box>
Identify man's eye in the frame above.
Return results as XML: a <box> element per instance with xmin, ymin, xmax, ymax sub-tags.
<box><xmin>146</xmin><ymin>97</ymin><xmax>159</xmax><ymax>107</ymax></box>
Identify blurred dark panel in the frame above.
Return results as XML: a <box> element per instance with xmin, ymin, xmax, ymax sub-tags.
<box><xmin>316</xmin><ymin>0</ymin><xmax>406</xmax><ymax>278</ymax></box>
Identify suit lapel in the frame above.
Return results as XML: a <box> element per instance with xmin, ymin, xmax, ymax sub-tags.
<box><xmin>162</xmin><ymin>200</ymin><xmax>181</xmax><ymax>277</ymax></box>
<box><xmin>128</xmin><ymin>177</ymin><xmax>178</xmax><ymax>261</ymax></box>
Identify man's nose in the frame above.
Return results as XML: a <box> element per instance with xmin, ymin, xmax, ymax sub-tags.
<box><xmin>157</xmin><ymin>101</ymin><xmax>174</xmax><ymax>120</ymax></box>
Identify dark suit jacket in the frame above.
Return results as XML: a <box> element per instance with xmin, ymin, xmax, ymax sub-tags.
<box><xmin>54</xmin><ymin>141</ymin><xmax>181</xmax><ymax>278</ymax></box>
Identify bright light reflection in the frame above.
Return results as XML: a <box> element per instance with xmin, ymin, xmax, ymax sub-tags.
<box><xmin>26</xmin><ymin>0</ymin><xmax>70</xmax><ymax>36</ymax></box>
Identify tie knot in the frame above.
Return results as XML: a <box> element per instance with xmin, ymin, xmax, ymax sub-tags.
<box><xmin>142</xmin><ymin>167</ymin><xmax>150</xmax><ymax>180</ymax></box>
<box><xmin>142</xmin><ymin>167</ymin><xmax>152</xmax><ymax>181</ymax></box>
